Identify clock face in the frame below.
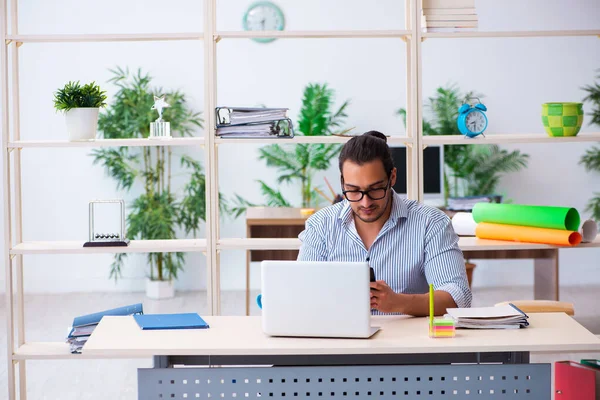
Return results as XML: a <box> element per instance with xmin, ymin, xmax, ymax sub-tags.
<box><xmin>465</xmin><ymin>110</ymin><xmax>486</xmax><ymax>133</ymax></box>
<box><xmin>243</xmin><ymin>2</ymin><xmax>285</xmax><ymax>43</ymax></box>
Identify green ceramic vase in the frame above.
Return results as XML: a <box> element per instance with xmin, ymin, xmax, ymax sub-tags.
<box><xmin>541</xmin><ymin>102</ymin><xmax>583</xmax><ymax>137</ymax></box>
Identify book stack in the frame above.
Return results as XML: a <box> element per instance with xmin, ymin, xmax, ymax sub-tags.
<box><xmin>446</xmin><ymin>304</ymin><xmax>529</xmax><ymax>329</ymax></box>
<box><xmin>215</xmin><ymin>107</ymin><xmax>295</xmax><ymax>139</ymax></box>
<box><xmin>66</xmin><ymin>303</ymin><xmax>143</xmax><ymax>354</ymax></box>
<box><xmin>422</xmin><ymin>0</ymin><xmax>478</xmax><ymax>33</ymax></box>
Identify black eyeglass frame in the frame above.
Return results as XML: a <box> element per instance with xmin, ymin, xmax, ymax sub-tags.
<box><xmin>341</xmin><ymin>177</ymin><xmax>392</xmax><ymax>202</ymax></box>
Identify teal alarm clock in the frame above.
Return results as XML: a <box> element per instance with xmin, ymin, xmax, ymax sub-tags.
<box><xmin>243</xmin><ymin>1</ymin><xmax>285</xmax><ymax>44</ymax></box>
<box><xmin>457</xmin><ymin>97</ymin><xmax>488</xmax><ymax>138</ymax></box>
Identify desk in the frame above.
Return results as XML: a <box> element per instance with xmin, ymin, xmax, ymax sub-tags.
<box><xmin>85</xmin><ymin>313</ymin><xmax>600</xmax><ymax>399</ymax></box>
<box><xmin>244</xmin><ymin>207</ymin><xmax>600</xmax><ymax>315</ymax></box>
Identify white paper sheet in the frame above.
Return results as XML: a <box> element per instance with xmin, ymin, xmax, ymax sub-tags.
<box><xmin>451</xmin><ymin>212</ymin><xmax>477</xmax><ymax>236</ymax></box>
<box><xmin>580</xmin><ymin>219</ymin><xmax>598</xmax><ymax>243</ymax></box>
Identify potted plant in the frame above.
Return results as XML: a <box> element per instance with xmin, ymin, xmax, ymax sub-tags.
<box><xmin>91</xmin><ymin>67</ymin><xmax>226</xmax><ymax>299</ymax></box>
<box><xmin>398</xmin><ymin>84</ymin><xmax>530</xmax><ymax>287</ymax></box>
<box><xmin>580</xmin><ymin>70</ymin><xmax>600</xmax><ymax>223</ymax></box>
<box><xmin>398</xmin><ymin>84</ymin><xmax>529</xmax><ymax>207</ymax></box>
<box><xmin>53</xmin><ymin>80</ymin><xmax>107</xmax><ymax>141</ymax></box>
<box><xmin>230</xmin><ymin>83</ymin><xmax>351</xmax><ymax>216</ymax></box>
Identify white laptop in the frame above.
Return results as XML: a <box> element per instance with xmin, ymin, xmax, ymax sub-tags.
<box><xmin>260</xmin><ymin>260</ymin><xmax>380</xmax><ymax>338</ymax></box>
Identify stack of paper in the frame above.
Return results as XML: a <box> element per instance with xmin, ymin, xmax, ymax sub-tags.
<box><xmin>445</xmin><ymin>304</ymin><xmax>529</xmax><ymax>329</ymax></box>
<box><xmin>422</xmin><ymin>0</ymin><xmax>478</xmax><ymax>32</ymax></box>
<box><xmin>215</xmin><ymin>107</ymin><xmax>295</xmax><ymax>139</ymax></box>
<box><xmin>447</xmin><ymin>195</ymin><xmax>498</xmax><ymax>212</ymax></box>
<box><xmin>66</xmin><ymin>303</ymin><xmax>143</xmax><ymax>353</ymax></box>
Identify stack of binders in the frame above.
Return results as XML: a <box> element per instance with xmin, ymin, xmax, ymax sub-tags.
<box><xmin>421</xmin><ymin>0</ymin><xmax>479</xmax><ymax>33</ymax></box>
<box><xmin>66</xmin><ymin>303</ymin><xmax>143</xmax><ymax>354</ymax></box>
<box><xmin>215</xmin><ymin>107</ymin><xmax>295</xmax><ymax>139</ymax></box>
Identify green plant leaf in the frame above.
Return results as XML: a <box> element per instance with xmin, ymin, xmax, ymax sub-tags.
<box><xmin>257</xmin><ymin>180</ymin><xmax>291</xmax><ymax>207</ymax></box>
<box><xmin>53</xmin><ymin>80</ymin><xmax>107</xmax><ymax>112</ymax></box>
<box><xmin>582</xmin><ymin>69</ymin><xmax>600</xmax><ymax>127</ymax></box>
<box><xmin>229</xmin><ymin>194</ymin><xmax>261</xmax><ymax>218</ymax></box>
<box><xmin>92</xmin><ymin>67</ymin><xmax>211</xmax><ymax>282</ymax></box>
<box><xmin>91</xmin><ymin>147</ymin><xmax>139</xmax><ymax>191</ymax></box>
<box><xmin>585</xmin><ymin>192</ymin><xmax>600</xmax><ymax>221</ymax></box>
<box><xmin>399</xmin><ymin>83</ymin><xmax>528</xmax><ymax>203</ymax></box>
<box><xmin>233</xmin><ymin>83</ymin><xmax>351</xmax><ymax>212</ymax></box>
<box><xmin>580</xmin><ymin>146</ymin><xmax>600</xmax><ymax>173</ymax></box>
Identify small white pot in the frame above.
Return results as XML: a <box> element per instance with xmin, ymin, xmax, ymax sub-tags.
<box><xmin>145</xmin><ymin>278</ymin><xmax>175</xmax><ymax>300</ymax></box>
<box><xmin>65</xmin><ymin>107</ymin><xmax>100</xmax><ymax>141</ymax></box>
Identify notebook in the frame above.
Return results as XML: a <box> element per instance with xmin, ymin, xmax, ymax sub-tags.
<box><xmin>133</xmin><ymin>313</ymin><xmax>209</xmax><ymax>330</ymax></box>
<box><xmin>445</xmin><ymin>304</ymin><xmax>529</xmax><ymax>329</ymax></box>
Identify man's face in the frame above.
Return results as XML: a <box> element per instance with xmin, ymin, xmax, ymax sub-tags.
<box><xmin>341</xmin><ymin>160</ymin><xmax>397</xmax><ymax>223</ymax></box>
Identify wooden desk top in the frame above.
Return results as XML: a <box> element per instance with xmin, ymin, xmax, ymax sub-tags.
<box><xmin>84</xmin><ymin>313</ymin><xmax>600</xmax><ymax>358</ymax></box>
<box><xmin>246</xmin><ymin>207</ymin><xmax>309</xmax><ymax>226</ymax></box>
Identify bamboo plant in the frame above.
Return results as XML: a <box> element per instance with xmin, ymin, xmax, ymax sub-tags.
<box><xmin>91</xmin><ymin>67</ymin><xmax>215</xmax><ymax>282</ymax></box>
<box><xmin>398</xmin><ymin>84</ymin><xmax>529</xmax><ymax>206</ymax></box>
<box><xmin>230</xmin><ymin>83</ymin><xmax>351</xmax><ymax>216</ymax></box>
<box><xmin>580</xmin><ymin>70</ymin><xmax>600</xmax><ymax>221</ymax></box>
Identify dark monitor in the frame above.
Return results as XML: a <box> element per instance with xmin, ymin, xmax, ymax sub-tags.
<box><xmin>390</xmin><ymin>146</ymin><xmax>442</xmax><ymax>194</ymax></box>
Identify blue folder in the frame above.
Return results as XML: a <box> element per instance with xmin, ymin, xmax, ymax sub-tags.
<box><xmin>73</xmin><ymin>303</ymin><xmax>143</xmax><ymax>328</ymax></box>
<box><xmin>133</xmin><ymin>313</ymin><xmax>210</xmax><ymax>330</ymax></box>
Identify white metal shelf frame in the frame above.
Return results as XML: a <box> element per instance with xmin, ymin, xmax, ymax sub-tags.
<box><xmin>1</xmin><ymin>0</ymin><xmax>600</xmax><ymax>398</ymax></box>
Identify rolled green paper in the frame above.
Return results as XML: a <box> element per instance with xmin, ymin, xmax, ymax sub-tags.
<box><xmin>472</xmin><ymin>203</ymin><xmax>580</xmax><ymax>231</ymax></box>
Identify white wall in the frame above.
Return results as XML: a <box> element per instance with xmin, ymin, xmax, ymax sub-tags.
<box><xmin>0</xmin><ymin>0</ymin><xmax>599</xmax><ymax>294</ymax></box>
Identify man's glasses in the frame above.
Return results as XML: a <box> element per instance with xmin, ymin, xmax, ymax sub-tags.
<box><xmin>341</xmin><ymin>178</ymin><xmax>391</xmax><ymax>202</ymax></box>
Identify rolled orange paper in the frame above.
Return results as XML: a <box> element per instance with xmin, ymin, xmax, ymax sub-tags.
<box><xmin>476</xmin><ymin>222</ymin><xmax>582</xmax><ymax>246</ymax></box>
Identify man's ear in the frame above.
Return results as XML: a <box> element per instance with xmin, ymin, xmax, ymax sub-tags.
<box><xmin>391</xmin><ymin>167</ymin><xmax>397</xmax><ymax>187</ymax></box>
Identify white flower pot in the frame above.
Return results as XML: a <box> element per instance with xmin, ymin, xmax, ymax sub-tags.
<box><xmin>65</xmin><ymin>107</ymin><xmax>100</xmax><ymax>141</ymax></box>
<box><xmin>145</xmin><ymin>278</ymin><xmax>175</xmax><ymax>300</ymax></box>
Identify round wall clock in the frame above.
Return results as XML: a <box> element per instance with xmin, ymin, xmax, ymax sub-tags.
<box><xmin>243</xmin><ymin>1</ymin><xmax>285</xmax><ymax>43</ymax></box>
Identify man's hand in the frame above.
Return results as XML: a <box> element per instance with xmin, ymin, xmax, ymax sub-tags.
<box><xmin>370</xmin><ymin>280</ymin><xmax>399</xmax><ymax>313</ymax></box>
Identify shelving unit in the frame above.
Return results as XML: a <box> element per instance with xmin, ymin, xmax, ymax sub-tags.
<box><xmin>1</xmin><ymin>1</ymin><xmax>599</xmax><ymax>399</ymax></box>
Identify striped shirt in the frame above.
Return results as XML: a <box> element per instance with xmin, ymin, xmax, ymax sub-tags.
<box><xmin>297</xmin><ymin>190</ymin><xmax>472</xmax><ymax>314</ymax></box>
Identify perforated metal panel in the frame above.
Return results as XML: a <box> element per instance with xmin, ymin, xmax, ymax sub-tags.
<box><xmin>138</xmin><ymin>363</ymin><xmax>550</xmax><ymax>399</ymax></box>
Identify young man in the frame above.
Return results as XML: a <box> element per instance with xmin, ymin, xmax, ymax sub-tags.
<box><xmin>298</xmin><ymin>131</ymin><xmax>472</xmax><ymax>316</ymax></box>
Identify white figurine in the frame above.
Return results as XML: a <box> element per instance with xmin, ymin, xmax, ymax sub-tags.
<box><xmin>151</xmin><ymin>95</ymin><xmax>170</xmax><ymax>121</ymax></box>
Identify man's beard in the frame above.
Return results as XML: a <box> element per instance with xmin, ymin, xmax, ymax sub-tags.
<box><xmin>353</xmin><ymin>194</ymin><xmax>391</xmax><ymax>223</ymax></box>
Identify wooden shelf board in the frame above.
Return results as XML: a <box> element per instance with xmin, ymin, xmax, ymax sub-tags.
<box><xmin>422</xmin><ymin>30</ymin><xmax>600</xmax><ymax>39</ymax></box>
<box><xmin>8</xmin><ymin>137</ymin><xmax>204</xmax><ymax>149</ymax></box>
<box><xmin>10</xmin><ymin>239</ymin><xmax>207</xmax><ymax>255</ymax></box>
<box><xmin>6</xmin><ymin>33</ymin><xmax>203</xmax><ymax>43</ymax></box>
<box><xmin>422</xmin><ymin>132</ymin><xmax>600</xmax><ymax>145</ymax></box>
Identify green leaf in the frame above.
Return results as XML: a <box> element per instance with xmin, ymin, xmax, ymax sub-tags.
<box><xmin>298</xmin><ymin>83</ymin><xmax>333</xmax><ymax>137</ymax></box>
<box><xmin>257</xmin><ymin>180</ymin><xmax>291</xmax><ymax>207</ymax></box>
<box><xmin>580</xmin><ymin>146</ymin><xmax>600</xmax><ymax>173</ymax></box>
<box><xmin>585</xmin><ymin>192</ymin><xmax>600</xmax><ymax>221</ymax></box>
<box><xmin>229</xmin><ymin>194</ymin><xmax>261</xmax><ymax>218</ymax></box>
<box><xmin>582</xmin><ymin>69</ymin><xmax>600</xmax><ymax>127</ymax></box>
<box><xmin>400</xmin><ymin>83</ymin><xmax>528</xmax><ymax>203</ymax></box>
<box><xmin>53</xmin><ymin>80</ymin><xmax>107</xmax><ymax>112</ymax></box>
<box><xmin>233</xmin><ymin>82</ymin><xmax>351</xmax><ymax>211</ymax></box>
<box><xmin>110</xmin><ymin>253</ymin><xmax>127</xmax><ymax>281</ymax></box>
<box><xmin>91</xmin><ymin>67</ymin><xmax>210</xmax><ymax>282</ymax></box>
<box><xmin>91</xmin><ymin>147</ymin><xmax>139</xmax><ymax>191</ymax></box>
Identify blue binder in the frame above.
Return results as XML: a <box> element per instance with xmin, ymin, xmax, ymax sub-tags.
<box><xmin>133</xmin><ymin>313</ymin><xmax>210</xmax><ymax>330</ymax></box>
<box><xmin>72</xmin><ymin>303</ymin><xmax>143</xmax><ymax>328</ymax></box>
